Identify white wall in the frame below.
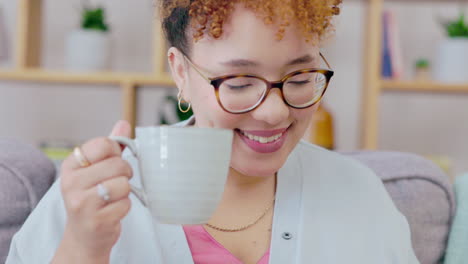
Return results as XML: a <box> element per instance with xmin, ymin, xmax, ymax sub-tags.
<box><xmin>0</xmin><ymin>0</ymin><xmax>467</xmax><ymax>175</ymax></box>
<box><xmin>379</xmin><ymin>2</ymin><xmax>468</xmax><ymax>176</ymax></box>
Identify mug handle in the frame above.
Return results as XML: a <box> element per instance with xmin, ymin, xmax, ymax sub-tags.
<box><xmin>109</xmin><ymin>136</ymin><xmax>148</xmax><ymax>207</ymax></box>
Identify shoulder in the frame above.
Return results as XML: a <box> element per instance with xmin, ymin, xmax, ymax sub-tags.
<box><xmin>296</xmin><ymin>140</ymin><xmax>396</xmax><ymax>213</ymax></box>
<box><xmin>295</xmin><ymin>141</ymin><xmax>418</xmax><ymax>262</ymax></box>
<box><xmin>295</xmin><ymin>140</ymin><xmax>383</xmax><ymax>190</ymax></box>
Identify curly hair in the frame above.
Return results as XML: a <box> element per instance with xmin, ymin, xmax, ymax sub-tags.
<box><xmin>160</xmin><ymin>0</ymin><xmax>342</xmax><ymax>56</ymax></box>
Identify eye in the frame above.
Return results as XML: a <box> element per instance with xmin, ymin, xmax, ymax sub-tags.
<box><xmin>223</xmin><ymin>77</ymin><xmax>255</xmax><ymax>90</ymax></box>
<box><xmin>227</xmin><ymin>83</ymin><xmax>252</xmax><ymax>90</ymax></box>
<box><xmin>289</xmin><ymin>80</ymin><xmax>311</xmax><ymax>85</ymax></box>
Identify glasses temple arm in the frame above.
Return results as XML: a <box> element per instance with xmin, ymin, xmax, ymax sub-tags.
<box><xmin>183</xmin><ymin>55</ymin><xmax>212</xmax><ymax>82</ymax></box>
<box><xmin>319</xmin><ymin>52</ymin><xmax>333</xmax><ymax>70</ymax></box>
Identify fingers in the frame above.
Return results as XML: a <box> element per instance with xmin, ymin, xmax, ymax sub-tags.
<box><xmin>98</xmin><ymin>198</ymin><xmax>132</xmax><ymax>223</ymax></box>
<box><xmin>109</xmin><ymin>120</ymin><xmax>132</xmax><ymax>138</ymax></box>
<box><xmin>66</xmin><ymin>176</ymin><xmax>132</xmax><ymax>214</ymax></box>
<box><xmin>72</xmin><ymin>157</ymin><xmax>133</xmax><ymax>189</ymax></box>
<box><xmin>58</xmin><ymin>120</ymin><xmax>134</xmax><ymax>258</ymax></box>
<box><xmin>62</xmin><ymin>120</ymin><xmax>133</xmax><ymax>172</ymax></box>
<box><xmin>109</xmin><ymin>120</ymin><xmax>132</xmax><ymax>152</ymax></box>
<box><xmin>62</xmin><ymin>137</ymin><xmax>122</xmax><ymax>172</ymax></box>
<box><xmin>88</xmin><ymin>176</ymin><xmax>132</xmax><ymax>208</ymax></box>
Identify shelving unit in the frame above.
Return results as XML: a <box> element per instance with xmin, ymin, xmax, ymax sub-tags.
<box><xmin>0</xmin><ymin>70</ymin><xmax>174</xmax><ymax>86</ymax></box>
<box><xmin>0</xmin><ymin>0</ymin><xmax>176</xmax><ymax>137</ymax></box>
<box><xmin>361</xmin><ymin>0</ymin><xmax>468</xmax><ymax>149</ymax></box>
<box><xmin>4</xmin><ymin>0</ymin><xmax>465</xmax><ymax>146</ymax></box>
<box><xmin>382</xmin><ymin>80</ymin><xmax>468</xmax><ymax>93</ymax></box>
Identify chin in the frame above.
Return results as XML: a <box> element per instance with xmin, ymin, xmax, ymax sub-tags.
<box><xmin>230</xmin><ymin>147</ymin><xmax>291</xmax><ymax>178</ymax></box>
<box><xmin>228</xmin><ymin>125</ymin><xmax>301</xmax><ymax>177</ymax></box>
<box><xmin>231</xmin><ymin>162</ymin><xmax>281</xmax><ymax>178</ymax></box>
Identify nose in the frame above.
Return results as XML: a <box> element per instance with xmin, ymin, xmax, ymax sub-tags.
<box><xmin>250</xmin><ymin>88</ymin><xmax>290</xmax><ymax>126</ymax></box>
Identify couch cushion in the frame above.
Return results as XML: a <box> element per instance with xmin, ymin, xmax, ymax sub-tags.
<box><xmin>344</xmin><ymin>151</ymin><xmax>455</xmax><ymax>264</ymax></box>
<box><xmin>443</xmin><ymin>173</ymin><xmax>468</xmax><ymax>264</ymax></box>
<box><xmin>0</xmin><ymin>139</ymin><xmax>56</xmax><ymax>263</ymax></box>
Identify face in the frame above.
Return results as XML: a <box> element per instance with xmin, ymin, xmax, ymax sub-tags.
<box><xmin>169</xmin><ymin>5</ymin><xmax>322</xmax><ymax>178</ymax></box>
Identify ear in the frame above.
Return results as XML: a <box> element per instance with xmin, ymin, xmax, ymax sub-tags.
<box><xmin>167</xmin><ymin>47</ymin><xmax>190</xmax><ymax>100</ymax></box>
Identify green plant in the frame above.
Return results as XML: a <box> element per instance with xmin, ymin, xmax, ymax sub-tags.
<box><xmin>415</xmin><ymin>58</ymin><xmax>430</xmax><ymax>69</ymax></box>
<box><xmin>160</xmin><ymin>95</ymin><xmax>193</xmax><ymax>125</ymax></box>
<box><xmin>81</xmin><ymin>5</ymin><xmax>109</xmax><ymax>32</ymax></box>
<box><xmin>441</xmin><ymin>13</ymin><xmax>468</xmax><ymax>38</ymax></box>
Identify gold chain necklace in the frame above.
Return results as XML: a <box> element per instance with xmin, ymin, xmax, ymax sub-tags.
<box><xmin>205</xmin><ymin>198</ymin><xmax>276</xmax><ymax>232</ymax></box>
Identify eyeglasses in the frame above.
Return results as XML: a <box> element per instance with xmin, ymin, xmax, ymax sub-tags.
<box><xmin>183</xmin><ymin>53</ymin><xmax>334</xmax><ymax>114</ymax></box>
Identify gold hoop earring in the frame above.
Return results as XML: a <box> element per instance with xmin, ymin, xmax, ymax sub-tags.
<box><xmin>177</xmin><ymin>91</ymin><xmax>191</xmax><ymax>113</ymax></box>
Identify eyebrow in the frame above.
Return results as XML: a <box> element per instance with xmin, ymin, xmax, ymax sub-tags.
<box><xmin>220</xmin><ymin>54</ymin><xmax>317</xmax><ymax>68</ymax></box>
<box><xmin>221</xmin><ymin>59</ymin><xmax>259</xmax><ymax>67</ymax></box>
<box><xmin>286</xmin><ymin>55</ymin><xmax>317</xmax><ymax>66</ymax></box>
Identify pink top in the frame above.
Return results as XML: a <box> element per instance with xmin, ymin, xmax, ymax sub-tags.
<box><xmin>183</xmin><ymin>225</ymin><xmax>270</xmax><ymax>264</ymax></box>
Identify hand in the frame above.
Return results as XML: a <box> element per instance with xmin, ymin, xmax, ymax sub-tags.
<box><xmin>52</xmin><ymin>120</ymin><xmax>133</xmax><ymax>263</ymax></box>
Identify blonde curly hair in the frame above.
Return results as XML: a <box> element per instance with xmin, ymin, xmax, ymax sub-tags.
<box><xmin>160</xmin><ymin>0</ymin><xmax>342</xmax><ymax>55</ymax></box>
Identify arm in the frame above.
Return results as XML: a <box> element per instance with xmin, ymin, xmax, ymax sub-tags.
<box><xmin>5</xmin><ymin>181</ymin><xmax>65</xmax><ymax>263</ymax></box>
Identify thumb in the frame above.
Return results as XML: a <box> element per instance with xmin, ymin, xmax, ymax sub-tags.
<box><xmin>109</xmin><ymin>120</ymin><xmax>132</xmax><ymax>151</ymax></box>
<box><xmin>110</xmin><ymin>120</ymin><xmax>132</xmax><ymax>137</ymax></box>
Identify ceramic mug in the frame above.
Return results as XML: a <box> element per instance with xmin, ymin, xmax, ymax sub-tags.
<box><xmin>110</xmin><ymin>126</ymin><xmax>233</xmax><ymax>225</ymax></box>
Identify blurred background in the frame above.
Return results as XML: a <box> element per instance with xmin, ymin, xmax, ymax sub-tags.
<box><xmin>0</xmin><ymin>0</ymin><xmax>467</xmax><ymax>177</ymax></box>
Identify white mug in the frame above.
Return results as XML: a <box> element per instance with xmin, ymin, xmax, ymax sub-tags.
<box><xmin>110</xmin><ymin>126</ymin><xmax>233</xmax><ymax>225</ymax></box>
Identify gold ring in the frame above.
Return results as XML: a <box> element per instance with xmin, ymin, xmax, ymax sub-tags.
<box><xmin>73</xmin><ymin>147</ymin><xmax>91</xmax><ymax>168</ymax></box>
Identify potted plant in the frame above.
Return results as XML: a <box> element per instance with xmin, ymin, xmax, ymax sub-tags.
<box><xmin>160</xmin><ymin>95</ymin><xmax>193</xmax><ymax>125</ymax></box>
<box><xmin>65</xmin><ymin>3</ymin><xmax>111</xmax><ymax>71</ymax></box>
<box><xmin>414</xmin><ymin>58</ymin><xmax>430</xmax><ymax>80</ymax></box>
<box><xmin>434</xmin><ymin>13</ymin><xmax>468</xmax><ymax>83</ymax></box>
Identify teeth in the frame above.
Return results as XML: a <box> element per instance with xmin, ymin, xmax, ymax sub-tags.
<box><xmin>240</xmin><ymin>130</ymin><xmax>283</xmax><ymax>144</ymax></box>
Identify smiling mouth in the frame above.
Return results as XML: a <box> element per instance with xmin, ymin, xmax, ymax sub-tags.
<box><xmin>234</xmin><ymin>126</ymin><xmax>290</xmax><ymax>154</ymax></box>
<box><xmin>239</xmin><ymin>130</ymin><xmax>284</xmax><ymax>144</ymax></box>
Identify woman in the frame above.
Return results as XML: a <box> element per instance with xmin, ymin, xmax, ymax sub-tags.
<box><xmin>7</xmin><ymin>0</ymin><xmax>419</xmax><ymax>263</ymax></box>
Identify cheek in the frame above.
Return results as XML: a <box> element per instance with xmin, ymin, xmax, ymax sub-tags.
<box><xmin>291</xmin><ymin>105</ymin><xmax>318</xmax><ymax>134</ymax></box>
<box><xmin>189</xmin><ymin>82</ymin><xmax>243</xmax><ymax>129</ymax></box>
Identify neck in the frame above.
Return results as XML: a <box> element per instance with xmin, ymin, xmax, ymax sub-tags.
<box><xmin>221</xmin><ymin>168</ymin><xmax>276</xmax><ymax>204</ymax></box>
<box><xmin>204</xmin><ymin>168</ymin><xmax>276</xmax><ymax>230</ymax></box>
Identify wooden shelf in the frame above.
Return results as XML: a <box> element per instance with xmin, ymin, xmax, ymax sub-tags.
<box><xmin>354</xmin><ymin>0</ymin><xmax>459</xmax><ymax>2</ymax></box>
<box><xmin>360</xmin><ymin>0</ymin><xmax>468</xmax><ymax>149</ymax></box>
<box><xmin>0</xmin><ymin>0</ymin><xmax>175</xmax><ymax>131</ymax></box>
<box><xmin>0</xmin><ymin>69</ymin><xmax>175</xmax><ymax>87</ymax></box>
<box><xmin>384</xmin><ymin>0</ymin><xmax>457</xmax><ymax>2</ymax></box>
<box><xmin>381</xmin><ymin>80</ymin><xmax>468</xmax><ymax>93</ymax></box>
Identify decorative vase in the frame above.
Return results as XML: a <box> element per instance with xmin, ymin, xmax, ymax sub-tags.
<box><xmin>305</xmin><ymin>103</ymin><xmax>335</xmax><ymax>150</ymax></box>
<box><xmin>433</xmin><ymin>38</ymin><xmax>468</xmax><ymax>83</ymax></box>
<box><xmin>415</xmin><ymin>68</ymin><xmax>430</xmax><ymax>81</ymax></box>
<box><xmin>65</xmin><ymin>29</ymin><xmax>111</xmax><ymax>71</ymax></box>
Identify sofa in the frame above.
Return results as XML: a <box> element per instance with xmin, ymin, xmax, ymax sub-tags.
<box><xmin>0</xmin><ymin>140</ymin><xmax>56</xmax><ymax>263</ymax></box>
<box><xmin>0</xmin><ymin>140</ymin><xmax>456</xmax><ymax>264</ymax></box>
<box><xmin>346</xmin><ymin>151</ymin><xmax>455</xmax><ymax>264</ymax></box>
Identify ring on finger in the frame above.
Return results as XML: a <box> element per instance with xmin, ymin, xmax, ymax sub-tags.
<box><xmin>73</xmin><ymin>147</ymin><xmax>91</xmax><ymax>168</ymax></box>
<box><xmin>97</xmin><ymin>183</ymin><xmax>111</xmax><ymax>202</ymax></box>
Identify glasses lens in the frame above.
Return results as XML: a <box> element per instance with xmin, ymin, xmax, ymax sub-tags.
<box><xmin>283</xmin><ymin>71</ymin><xmax>327</xmax><ymax>108</ymax></box>
<box><xmin>218</xmin><ymin>77</ymin><xmax>267</xmax><ymax>113</ymax></box>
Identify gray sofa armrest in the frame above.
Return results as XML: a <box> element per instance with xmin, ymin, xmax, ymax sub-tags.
<box><xmin>0</xmin><ymin>139</ymin><xmax>56</xmax><ymax>263</ymax></box>
<box><xmin>344</xmin><ymin>151</ymin><xmax>455</xmax><ymax>264</ymax></box>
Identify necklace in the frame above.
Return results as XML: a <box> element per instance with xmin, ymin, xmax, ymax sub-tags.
<box><xmin>205</xmin><ymin>198</ymin><xmax>276</xmax><ymax>232</ymax></box>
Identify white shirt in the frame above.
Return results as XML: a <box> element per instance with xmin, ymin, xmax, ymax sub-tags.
<box><xmin>6</xmin><ymin>130</ymin><xmax>419</xmax><ymax>263</ymax></box>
